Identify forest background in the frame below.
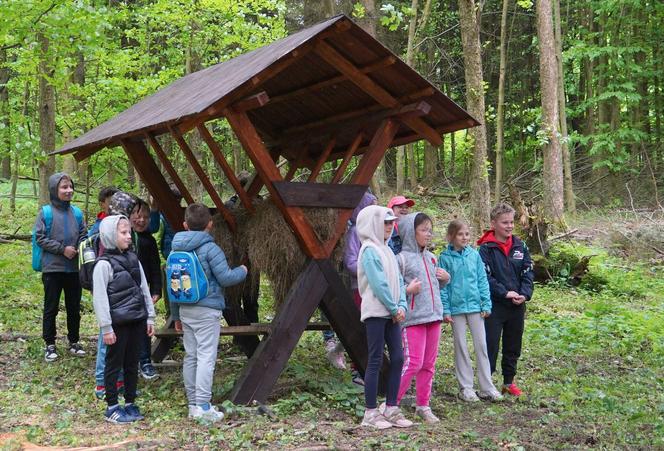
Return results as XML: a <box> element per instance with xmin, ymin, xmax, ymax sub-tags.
<box><xmin>0</xmin><ymin>0</ymin><xmax>662</xmax><ymax>449</ymax></box>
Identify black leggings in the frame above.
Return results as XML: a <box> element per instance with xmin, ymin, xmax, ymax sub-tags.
<box><xmin>364</xmin><ymin>317</ymin><xmax>404</xmax><ymax>409</ymax></box>
<box><xmin>105</xmin><ymin>320</ymin><xmax>146</xmax><ymax>406</ymax></box>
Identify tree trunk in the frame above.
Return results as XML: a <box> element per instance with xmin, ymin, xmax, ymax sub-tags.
<box><xmin>458</xmin><ymin>0</ymin><xmax>491</xmax><ymax>234</ymax></box>
<box><xmin>536</xmin><ymin>0</ymin><xmax>565</xmax><ymax>225</ymax></box>
<box><xmin>450</xmin><ymin>130</ymin><xmax>456</xmax><ymax>178</ymax></box>
<box><xmin>494</xmin><ymin>0</ymin><xmax>509</xmax><ymax>203</ymax></box>
<box><xmin>0</xmin><ymin>48</ymin><xmax>10</xmax><ymax>180</ymax></box>
<box><xmin>423</xmin><ymin>141</ymin><xmax>437</xmax><ymax>186</ymax></box>
<box><xmin>552</xmin><ymin>0</ymin><xmax>574</xmax><ymax>213</ymax></box>
<box><xmin>405</xmin><ymin>0</ymin><xmax>419</xmax><ymax>190</ymax></box>
<box><xmin>38</xmin><ymin>31</ymin><xmax>56</xmax><ymax>206</ymax></box>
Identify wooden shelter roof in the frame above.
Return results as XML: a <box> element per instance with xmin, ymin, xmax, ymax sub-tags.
<box><xmin>55</xmin><ymin>15</ymin><xmax>477</xmax><ymax>164</ymax></box>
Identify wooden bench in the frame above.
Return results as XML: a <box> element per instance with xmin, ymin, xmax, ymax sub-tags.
<box><xmin>154</xmin><ymin>322</ymin><xmax>331</xmax><ymax>338</ymax></box>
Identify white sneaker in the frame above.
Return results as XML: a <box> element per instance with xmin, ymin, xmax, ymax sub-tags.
<box><xmin>378</xmin><ymin>402</ymin><xmax>414</xmax><ymax>428</ymax></box>
<box><xmin>190</xmin><ymin>404</ymin><xmax>224</xmax><ymax>423</ymax></box>
<box><xmin>361</xmin><ymin>408</ymin><xmax>392</xmax><ymax>429</ymax></box>
<box><xmin>458</xmin><ymin>388</ymin><xmax>480</xmax><ymax>402</ymax></box>
<box><xmin>68</xmin><ymin>342</ymin><xmax>86</xmax><ymax>356</ymax></box>
<box><xmin>187</xmin><ymin>405</ymin><xmax>197</xmax><ymax>418</ymax></box>
<box><xmin>44</xmin><ymin>345</ymin><xmax>58</xmax><ymax>362</ymax></box>
<box><xmin>478</xmin><ymin>389</ymin><xmax>504</xmax><ymax>402</ymax></box>
<box><xmin>416</xmin><ymin>406</ymin><xmax>440</xmax><ymax>423</ymax></box>
<box><xmin>325</xmin><ymin>339</ymin><xmax>347</xmax><ymax>370</ymax></box>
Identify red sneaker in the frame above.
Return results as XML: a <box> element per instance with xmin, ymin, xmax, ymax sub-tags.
<box><xmin>502</xmin><ymin>383</ymin><xmax>522</xmax><ymax>396</ymax></box>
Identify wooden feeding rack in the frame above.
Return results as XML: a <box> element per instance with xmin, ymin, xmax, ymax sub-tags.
<box><xmin>53</xmin><ymin>14</ymin><xmax>478</xmax><ymax>405</ymax></box>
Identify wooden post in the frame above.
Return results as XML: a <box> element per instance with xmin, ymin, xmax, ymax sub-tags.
<box><xmin>145</xmin><ymin>133</ymin><xmax>195</xmax><ymax>204</ymax></box>
<box><xmin>331</xmin><ymin>132</ymin><xmax>363</xmax><ymax>183</ymax></box>
<box><xmin>307</xmin><ymin>137</ymin><xmax>336</xmax><ymax>182</ymax></box>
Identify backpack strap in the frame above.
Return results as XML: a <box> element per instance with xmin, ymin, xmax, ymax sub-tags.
<box><xmin>43</xmin><ymin>205</ymin><xmax>53</xmax><ymax>237</ymax></box>
<box><xmin>71</xmin><ymin>205</ymin><xmax>83</xmax><ymax>228</ymax></box>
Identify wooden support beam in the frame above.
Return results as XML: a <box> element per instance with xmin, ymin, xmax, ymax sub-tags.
<box><xmin>197</xmin><ymin>124</ymin><xmax>254</xmax><ymax>213</ymax></box>
<box><xmin>228</xmin><ymin>259</ymin><xmax>330</xmax><ymax>404</ymax></box>
<box><xmin>73</xmin><ymin>144</ymin><xmax>104</xmax><ymax>163</ymax></box>
<box><xmin>315</xmin><ymin>40</ymin><xmax>442</xmax><ymax>146</ymax></box>
<box><xmin>120</xmin><ymin>139</ymin><xmax>184</xmax><ymax>232</ymax></box>
<box><xmin>273</xmin><ymin>182</ymin><xmax>368</xmax><ymax>208</ymax></box>
<box><xmin>145</xmin><ymin>133</ymin><xmax>195</xmax><ymax>205</ymax></box>
<box><xmin>331</xmin><ymin>132</ymin><xmax>363</xmax><ymax>183</ymax></box>
<box><xmin>224</xmin><ymin>108</ymin><xmax>327</xmax><ymax>258</ymax></box>
<box><xmin>307</xmin><ymin>137</ymin><xmax>335</xmax><ymax>182</ymax></box>
<box><xmin>230</xmin><ymin>91</ymin><xmax>270</xmax><ymax>113</ymax></box>
<box><xmin>169</xmin><ymin>126</ymin><xmax>237</xmax><ymax>232</ymax></box>
<box><xmin>268</xmin><ymin>56</ymin><xmax>396</xmax><ymax>105</ymax></box>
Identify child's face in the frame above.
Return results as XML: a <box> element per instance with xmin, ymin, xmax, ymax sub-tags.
<box><xmin>100</xmin><ymin>196</ymin><xmax>113</xmax><ymax>215</ymax></box>
<box><xmin>415</xmin><ymin>220</ymin><xmax>433</xmax><ymax>249</ymax></box>
<box><xmin>116</xmin><ymin>219</ymin><xmax>133</xmax><ymax>251</ymax></box>
<box><xmin>384</xmin><ymin>220</ymin><xmax>395</xmax><ymax>241</ymax></box>
<box><xmin>450</xmin><ymin>226</ymin><xmax>470</xmax><ymax>250</ymax></box>
<box><xmin>491</xmin><ymin>213</ymin><xmax>514</xmax><ymax>241</ymax></box>
<box><xmin>130</xmin><ymin>205</ymin><xmax>150</xmax><ymax>232</ymax></box>
<box><xmin>392</xmin><ymin>203</ymin><xmax>411</xmax><ymax>219</ymax></box>
<box><xmin>57</xmin><ymin>178</ymin><xmax>74</xmax><ymax>202</ymax></box>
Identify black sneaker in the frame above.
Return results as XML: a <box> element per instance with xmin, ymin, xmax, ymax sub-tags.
<box><xmin>44</xmin><ymin>345</ymin><xmax>58</xmax><ymax>362</ymax></box>
<box><xmin>69</xmin><ymin>342</ymin><xmax>86</xmax><ymax>357</ymax></box>
<box><xmin>139</xmin><ymin>363</ymin><xmax>159</xmax><ymax>380</ymax></box>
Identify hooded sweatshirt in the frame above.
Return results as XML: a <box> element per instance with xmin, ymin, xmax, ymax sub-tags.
<box><xmin>92</xmin><ymin>215</ymin><xmax>155</xmax><ymax>334</ymax></box>
<box><xmin>169</xmin><ymin>230</ymin><xmax>247</xmax><ymax>321</ymax></box>
<box><xmin>438</xmin><ymin>244</ymin><xmax>491</xmax><ymax>316</ymax></box>
<box><xmin>397</xmin><ymin>213</ymin><xmax>444</xmax><ymax>327</ymax></box>
<box><xmin>34</xmin><ymin>173</ymin><xmax>87</xmax><ymax>273</ymax></box>
<box><xmin>343</xmin><ymin>190</ymin><xmax>377</xmax><ymax>290</ymax></box>
<box><xmin>357</xmin><ymin>205</ymin><xmax>406</xmax><ymax>322</ymax></box>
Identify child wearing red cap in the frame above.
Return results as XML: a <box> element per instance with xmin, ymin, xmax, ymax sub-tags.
<box><xmin>386</xmin><ymin>196</ymin><xmax>415</xmax><ymax>255</ymax></box>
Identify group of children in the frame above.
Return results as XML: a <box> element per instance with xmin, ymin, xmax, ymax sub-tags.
<box><xmin>355</xmin><ymin>196</ymin><xmax>534</xmax><ymax>429</ymax></box>
<box><xmin>33</xmin><ymin>172</ymin><xmax>533</xmax><ymax>427</ymax></box>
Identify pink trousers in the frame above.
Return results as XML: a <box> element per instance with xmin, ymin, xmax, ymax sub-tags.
<box><xmin>397</xmin><ymin>321</ymin><xmax>442</xmax><ymax>407</ymax></box>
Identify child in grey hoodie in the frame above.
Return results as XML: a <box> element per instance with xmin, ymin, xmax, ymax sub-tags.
<box><xmin>92</xmin><ymin>215</ymin><xmax>155</xmax><ymax>424</ymax></box>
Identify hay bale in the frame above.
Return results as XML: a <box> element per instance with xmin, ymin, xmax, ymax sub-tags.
<box><xmin>212</xmin><ymin>198</ymin><xmax>344</xmax><ymax>311</ymax></box>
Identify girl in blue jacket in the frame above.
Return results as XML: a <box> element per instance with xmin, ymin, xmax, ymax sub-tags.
<box><xmin>438</xmin><ymin>220</ymin><xmax>502</xmax><ymax>402</ymax></box>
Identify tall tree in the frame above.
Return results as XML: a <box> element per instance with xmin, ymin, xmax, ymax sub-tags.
<box><xmin>494</xmin><ymin>0</ymin><xmax>510</xmax><ymax>203</ymax></box>
<box><xmin>458</xmin><ymin>0</ymin><xmax>491</xmax><ymax>234</ymax></box>
<box><xmin>536</xmin><ymin>0</ymin><xmax>565</xmax><ymax>224</ymax></box>
<box><xmin>37</xmin><ymin>31</ymin><xmax>55</xmax><ymax>206</ymax></box>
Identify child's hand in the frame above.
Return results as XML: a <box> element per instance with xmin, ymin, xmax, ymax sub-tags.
<box><xmin>506</xmin><ymin>291</ymin><xmax>520</xmax><ymax>300</ymax></box>
<box><xmin>443</xmin><ymin>315</ymin><xmax>453</xmax><ymax>324</ymax></box>
<box><xmin>406</xmin><ymin>278</ymin><xmax>422</xmax><ymax>295</ymax></box>
<box><xmin>63</xmin><ymin>246</ymin><xmax>78</xmax><ymax>259</ymax></box>
<box><xmin>240</xmin><ymin>265</ymin><xmax>248</xmax><ymax>273</ymax></box>
<box><xmin>435</xmin><ymin>268</ymin><xmax>450</xmax><ymax>284</ymax></box>
<box><xmin>174</xmin><ymin>320</ymin><xmax>183</xmax><ymax>332</ymax></box>
<box><xmin>393</xmin><ymin>308</ymin><xmax>406</xmax><ymax>323</ymax></box>
<box><xmin>147</xmin><ymin>324</ymin><xmax>154</xmax><ymax>337</ymax></box>
<box><xmin>103</xmin><ymin>332</ymin><xmax>116</xmax><ymax>345</ymax></box>
<box><xmin>512</xmin><ymin>295</ymin><xmax>526</xmax><ymax>305</ymax></box>
<box><xmin>151</xmin><ymin>294</ymin><xmax>160</xmax><ymax>304</ymax></box>
<box><xmin>480</xmin><ymin>311</ymin><xmax>490</xmax><ymax>318</ymax></box>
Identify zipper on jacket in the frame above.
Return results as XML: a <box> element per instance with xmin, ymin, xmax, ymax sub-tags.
<box><xmin>422</xmin><ymin>254</ymin><xmax>435</xmax><ymax>310</ymax></box>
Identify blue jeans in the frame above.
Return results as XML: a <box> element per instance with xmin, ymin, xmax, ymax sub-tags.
<box><xmin>95</xmin><ymin>331</ymin><xmax>123</xmax><ymax>386</ymax></box>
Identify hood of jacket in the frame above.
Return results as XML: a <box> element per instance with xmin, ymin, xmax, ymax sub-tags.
<box><xmin>477</xmin><ymin>229</ymin><xmax>513</xmax><ymax>256</ymax></box>
<box><xmin>398</xmin><ymin>213</ymin><xmax>421</xmax><ymax>254</ymax></box>
<box><xmin>351</xmin><ymin>191</ymin><xmax>377</xmax><ymax>224</ymax></box>
<box><xmin>171</xmin><ymin>230</ymin><xmax>215</xmax><ymax>252</ymax></box>
<box><xmin>357</xmin><ymin>205</ymin><xmax>393</xmax><ymax>246</ymax></box>
<box><xmin>48</xmin><ymin>172</ymin><xmax>73</xmax><ymax>210</ymax></box>
<box><xmin>99</xmin><ymin>215</ymin><xmax>129</xmax><ymax>250</ymax></box>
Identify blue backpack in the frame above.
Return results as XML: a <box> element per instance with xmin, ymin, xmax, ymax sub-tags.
<box><xmin>166</xmin><ymin>251</ymin><xmax>209</xmax><ymax>303</ymax></box>
<box><xmin>31</xmin><ymin>205</ymin><xmax>84</xmax><ymax>272</ymax></box>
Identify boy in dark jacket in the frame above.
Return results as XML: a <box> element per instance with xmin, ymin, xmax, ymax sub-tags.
<box><xmin>477</xmin><ymin>203</ymin><xmax>534</xmax><ymax>397</ymax></box>
<box><xmin>34</xmin><ymin>172</ymin><xmax>87</xmax><ymax>362</ymax></box>
<box><xmin>130</xmin><ymin>198</ymin><xmax>162</xmax><ymax>380</ymax></box>
<box><xmin>171</xmin><ymin>203</ymin><xmax>247</xmax><ymax>424</ymax></box>
<box><xmin>93</xmin><ymin>215</ymin><xmax>156</xmax><ymax>423</ymax></box>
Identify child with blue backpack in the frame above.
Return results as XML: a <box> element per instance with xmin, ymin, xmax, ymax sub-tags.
<box><xmin>170</xmin><ymin>203</ymin><xmax>247</xmax><ymax>423</ymax></box>
<box><xmin>33</xmin><ymin>172</ymin><xmax>87</xmax><ymax>362</ymax></box>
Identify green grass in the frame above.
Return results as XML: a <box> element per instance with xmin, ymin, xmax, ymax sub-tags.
<box><xmin>0</xmin><ymin>187</ymin><xmax>662</xmax><ymax>448</ymax></box>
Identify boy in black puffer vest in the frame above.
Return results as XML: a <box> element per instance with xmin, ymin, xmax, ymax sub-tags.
<box><xmin>92</xmin><ymin>215</ymin><xmax>156</xmax><ymax>424</ymax></box>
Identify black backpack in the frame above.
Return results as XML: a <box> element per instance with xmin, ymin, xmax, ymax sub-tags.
<box><xmin>78</xmin><ymin>233</ymin><xmax>103</xmax><ymax>291</ymax></box>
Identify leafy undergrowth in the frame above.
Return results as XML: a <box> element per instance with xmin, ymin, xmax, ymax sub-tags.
<box><xmin>1</xmin><ymin>238</ymin><xmax>662</xmax><ymax>450</ymax></box>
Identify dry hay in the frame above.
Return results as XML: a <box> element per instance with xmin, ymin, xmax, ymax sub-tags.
<box><xmin>213</xmin><ymin>198</ymin><xmax>344</xmax><ymax>310</ymax></box>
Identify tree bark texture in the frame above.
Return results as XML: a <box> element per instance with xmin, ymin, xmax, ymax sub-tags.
<box><xmin>536</xmin><ymin>0</ymin><xmax>565</xmax><ymax>225</ymax></box>
<box><xmin>38</xmin><ymin>31</ymin><xmax>56</xmax><ymax>206</ymax></box>
<box><xmin>494</xmin><ymin>0</ymin><xmax>509</xmax><ymax>203</ymax></box>
<box><xmin>0</xmin><ymin>48</ymin><xmax>10</xmax><ymax>180</ymax></box>
<box><xmin>458</xmin><ymin>0</ymin><xmax>491</xmax><ymax>235</ymax></box>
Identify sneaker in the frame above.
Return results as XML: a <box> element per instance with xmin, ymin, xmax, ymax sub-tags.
<box><xmin>502</xmin><ymin>383</ymin><xmax>523</xmax><ymax>397</ymax></box>
<box><xmin>95</xmin><ymin>385</ymin><xmax>105</xmax><ymax>400</ymax></box>
<box><xmin>191</xmin><ymin>404</ymin><xmax>224</xmax><ymax>424</ymax></box>
<box><xmin>139</xmin><ymin>362</ymin><xmax>159</xmax><ymax>380</ymax></box>
<box><xmin>458</xmin><ymin>388</ymin><xmax>480</xmax><ymax>402</ymax></box>
<box><xmin>351</xmin><ymin>370</ymin><xmax>365</xmax><ymax>387</ymax></box>
<box><xmin>68</xmin><ymin>342</ymin><xmax>86</xmax><ymax>356</ymax></box>
<box><xmin>105</xmin><ymin>405</ymin><xmax>134</xmax><ymax>424</ymax></box>
<box><xmin>44</xmin><ymin>345</ymin><xmax>58</xmax><ymax>362</ymax></box>
<box><xmin>383</xmin><ymin>406</ymin><xmax>414</xmax><ymax>428</ymax></box>
<box><xmin>325</xmin><ymin>339</ymin><xmax>347</xmax><ymax>370</ymax></box>
<box><xmin>361</xmin><ymin>408</ymin><xmax>392</xmax><ymax>429</ymax></box>
<box><xmin>478</xmin><ymin>389</ymin><xmax>504</xmax><ymax>402</ymax></box>
<box><xmin>416</xmin><ymin>406</ymin><xmax>440</xmax><ymax>424</ymax></box>
<box><xmin>124</xmin><ymin>404</ymin><xmax>145</xmax><ymax>421</ymax></box>
<box><xmin>187</xmin><ymin>405</ymin><xmax>197</xmax><ymax>419</ymax></box>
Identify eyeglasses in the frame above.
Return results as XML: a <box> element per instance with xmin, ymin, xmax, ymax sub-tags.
<box><xmin>418</xmin><ymin>229</ymin><xmax>433</xmax><ymax>235</ymax></box>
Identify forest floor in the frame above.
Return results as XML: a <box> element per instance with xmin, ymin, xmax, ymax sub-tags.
<box><xmin>0</xmin><ymin>183</ymin><xmax>662</xmax><ymax>449</ymax></box>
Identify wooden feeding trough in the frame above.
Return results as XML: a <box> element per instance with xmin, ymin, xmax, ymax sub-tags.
<box><xmin>54</xmin><ymin>15</ymin><xmax>478</xmax><ymax>404</ymax></box>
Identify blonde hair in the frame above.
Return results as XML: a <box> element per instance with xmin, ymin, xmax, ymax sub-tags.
<box><xmin>446</xmin><ymin>219</ymin><xmax>469</xmax><ymax>240</ymax></box>
<box><xmin>490</xmin><ymin>203</ymin><xmax>515</xmax><ymax>221</ymax></box>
